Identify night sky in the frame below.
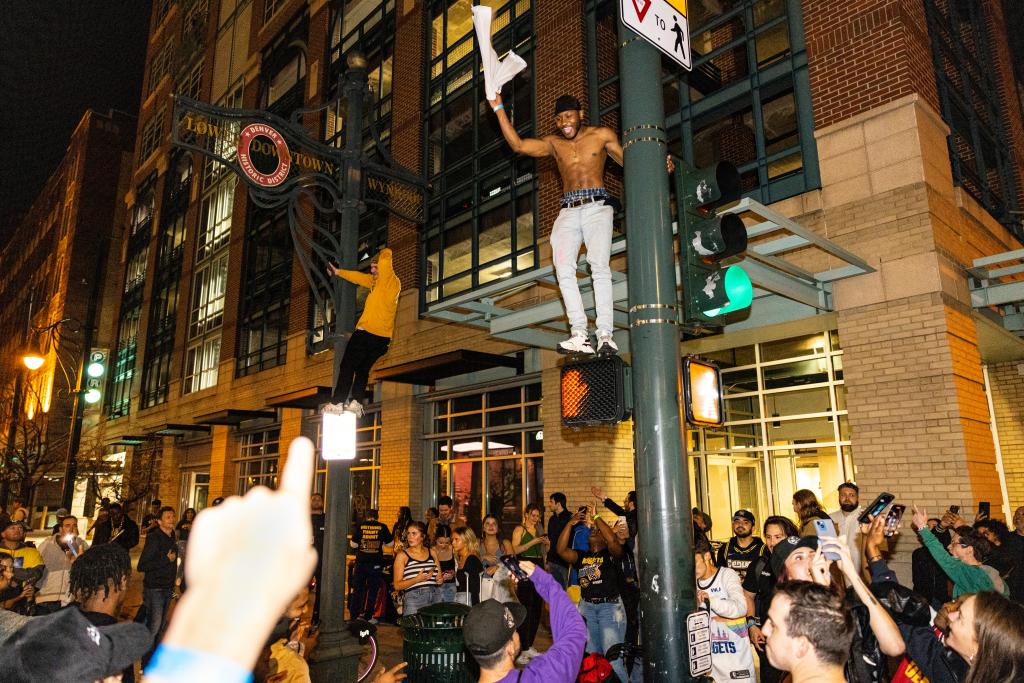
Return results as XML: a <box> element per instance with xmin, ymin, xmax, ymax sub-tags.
<box><xmin>0</xmin><ymin>2</ymin><xmax>153</xmax><ymax>247</ymax></box>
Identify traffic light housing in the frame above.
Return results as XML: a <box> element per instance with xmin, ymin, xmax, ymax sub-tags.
<box><xmin>678</xmin><ymin>161</ymin><xmax>753</xmax><ymax>325</ymax></box>
<box><xmin>682</xmin><ymin>356</ymin><xmax>724</xmax><ymax>427</ymax></box>
<box><xmin>83</xmin><ymin>349</ymin><xmax>107</xmax><ymax>405</ymax></box>
<box><xmin>561</xmin><ymin>356</ymin><xmax>629</xmax><ymax>427</ymax></box>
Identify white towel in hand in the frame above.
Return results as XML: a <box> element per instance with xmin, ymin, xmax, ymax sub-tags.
<box><xmin>472</xmin><ymin>5</ymin><xmax>527</xmax><ymax>101</ymax></box>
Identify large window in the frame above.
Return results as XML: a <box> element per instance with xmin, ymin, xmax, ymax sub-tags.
<box><xmin>141</xmin><ymin>158</ymin><xmax>190</xmax><ymax>409</ymax></box>
<box><xmin>326</xmin><ymin>0</ymin><xmax>394</xmax><ymax>150</ymax></box>
<box><xmin>687</xmin><ymin>331</ymin><xmax>850</xmax><ymax>541</ymax></box>
<box><xmin>236</xmin><ymin>208</ymin><xmax>291</xmax><ymax>376</ymax></box>
<box><xmin>107</xmin><ymin>179</ymin><xmax>156</xmax><ymax>419</ymax></box>
<box><xmin>261</xmin><ymin>14</ymin><xmax>308</xmax><ymax>119</ymax></box>
<box><xmin>422</xmin><ymin>0</ymin><xmax>538</xmax><ymax>305</ymax></box>
<box><xmin>309</xmin><ymin>408</ymin><xmax>382</xmax><ymax>522</ymax></box>
<box><xmin>586</xmin><ymin>0</ymin><xmax>817</xmax><ymax>204</ymax></box>
<box><xmin>236</xmin><ymin>427</ymin><xmax>281</xmax><ymax>494</ymax></box>
<box><xmin>426</xmin><ymin>380</ymin><xmax>544</xmax><ymax>538</ymax></box>
<box><xmin>924</xmin><ymin>0</ymin><xmax>1020</xmax><ymax>236</ymax></box>
<box><xmin>139</xmin><ymin>108</ymin><xmax>166</xmax><ymax>164</ymax></box>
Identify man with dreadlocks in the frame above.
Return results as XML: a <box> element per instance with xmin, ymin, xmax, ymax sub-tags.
<box><xmin>70</xmin><ymin>543</ymin><xmax>150</xmax><ymax>682</ymax></box>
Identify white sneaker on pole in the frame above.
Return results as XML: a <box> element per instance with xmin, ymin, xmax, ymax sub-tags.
<box><xmin>345</xmin><ymin>399</ymin><xmax>364</xmax><ymax>418</ymax></box>
<box><xmin>557</xmin><ymin>333</ymin><xmax>595</xmax><ymax>355</ymax></box>
<box><xmin>596</xmin><ymin>332</ymin><xmax>618</xmax><ymax>355</ymax></box>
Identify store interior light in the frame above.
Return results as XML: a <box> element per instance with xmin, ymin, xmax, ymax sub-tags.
<box><xmin>322</xmin><ymin>410</ymin><xmax>357</xmax><ymax>460</ymax></box>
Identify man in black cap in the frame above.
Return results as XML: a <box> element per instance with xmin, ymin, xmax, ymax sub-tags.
<box><xmin>348</xmin><ymin>508</ymin><xmax>392</xmax><ymax>622</ymax></box>
<box><xmin>486</xmin><ymin>87</ymin><xmax>627</xmax><ymax>356</ymax></box>
<box><xmin>463</xmin><ymin>560</ymin><xmax>586</xmax><ymax>682</ymax></box>
<box><xmin>715</xmin><ymin>508</ymin><xmax>764</xmax><ymax>581</ymax></box>
<box><xmin>0</xmin><ymin>603</ymin><xmax>151</xmax><ymax>683</ymax></box>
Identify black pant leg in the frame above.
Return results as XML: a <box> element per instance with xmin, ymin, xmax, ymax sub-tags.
<box><xmin>350</xmin><ymin>333</ymin><xmax>390</xmax><ymax>403</ymax></box>
<box><xmin>516</xmin><ymin>579</ymin><xmax>543</xmax><ymax>650</ymax></box>
<box><xmin>332</xmin><ymin>330</ymin><xmax>370</xmax><ymax>402</ymax></box>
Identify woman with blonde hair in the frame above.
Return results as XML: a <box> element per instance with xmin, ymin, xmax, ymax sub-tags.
<box><xmin>452</xmin><ymin>526</ymin><xmax>484</xmax><ymax>605</ymax></box>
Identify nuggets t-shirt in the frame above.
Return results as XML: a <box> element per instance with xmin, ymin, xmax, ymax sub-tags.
<box><xmin>574</xmin><ymin>550</ymin><xmax>621</xmax><ymax>602</ymax></box>
<box><xmin>352</xmin><ymin>520</ymin><xmax>392</xmax><ymax>564</ymax></box>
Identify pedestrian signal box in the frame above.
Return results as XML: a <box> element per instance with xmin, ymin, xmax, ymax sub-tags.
<box><xmin>682</xmin><ymin>357</ymin><xmax>724</xmax><ymax>427</ymax></box>
<box><xmin>561</xmin><ymin>356</ymin><xmax>629</xmax><ymax>427</ymax></box>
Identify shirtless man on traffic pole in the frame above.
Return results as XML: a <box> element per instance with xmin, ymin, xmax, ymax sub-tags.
<box><xmin>488</xmin><ymin>91</ymin><xmax>624</xmax><ymax>355</ymax></box>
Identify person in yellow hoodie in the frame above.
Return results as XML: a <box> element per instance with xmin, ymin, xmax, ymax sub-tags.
<box><xmin>325</xmin><ymin>248</ymin><xmax>400</xmax><ymax>416</ymax></box>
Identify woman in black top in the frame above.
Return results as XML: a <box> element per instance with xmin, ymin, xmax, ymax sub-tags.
<box><xmin>391</xmin><ymin>506</ymin><xmax>412</xmax><ymax>552</ymax></box>
<box><xmin>452</xmin><ymin>526</ymin><xmax>484</xmax><ymax>604</ymax></box>
<box><xmin>743</xmin><ymin>515</ymin><xmax>798</xmax><ymax>683</ymax></box>
<box><xmin>434</xmin><ymin>525</ymin><xmax>458</xmax><ymax>602</ymax></box>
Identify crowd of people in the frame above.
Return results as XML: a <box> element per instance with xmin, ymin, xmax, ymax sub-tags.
<box><xmin>3</xmin><ymin>467</ymin><xmax>1024</xmax><ymax>682</ymax></box>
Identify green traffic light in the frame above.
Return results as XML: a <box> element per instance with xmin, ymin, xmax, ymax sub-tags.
<box><xmin>704</xmin><ymin>265</ymin><xmax>752</xmax><ymax>316</ymax></box>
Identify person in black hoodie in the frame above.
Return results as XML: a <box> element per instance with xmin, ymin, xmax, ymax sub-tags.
<box><xmin>137</xmin><ymin>505</ymin><xmax>178</xmax><ymax>639</ymax></box>
<box><xmin>91</xmin><ymin>503</ymin><xmax>140</xmax><ymax>552</ymax></box>
<box><xmin>70</xmin><ymin>543</ymin><xmax>147</xmax><ymax>682</ymax></box>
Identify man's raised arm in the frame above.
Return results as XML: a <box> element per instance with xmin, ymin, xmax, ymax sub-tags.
<box><xmin>488</xmin><ymin>93</ymin><xmax>552</xmax><ymax>157</ymax></box>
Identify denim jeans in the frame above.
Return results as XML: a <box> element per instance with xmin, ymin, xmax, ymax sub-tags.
<box><xmin>402</xmin><ymin>585</ymin><xmax>439</xmax><ymax>616</ymax></box>
<box><xmin>550</xmin><ymin>201</ymin><xmax>614</xmax><ymax>336</ymax></box>
<box><xmin>439</xmin><ymin>582</ymin><xmax>456</xmax><ymax>603</ymax></box>
<box><xmin>143</xmin><ymin>587</ymin><xmax>174</xmax><ymax>637</ymax></box>
<box><xmin>578</xmin><ymin>597</ymin><xmax>629</xmax><ymax>682</ymax></box>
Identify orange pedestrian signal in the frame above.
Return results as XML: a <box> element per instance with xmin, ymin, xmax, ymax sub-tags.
<box><xmin>560</xmin><ymin>356</ymin><xmax>628</xmax><ymax>427</ymax></box>
<box><xmin>683</xmin><ymin>357</ymin><xmax>723</xmax><ymax>426</ymax></box>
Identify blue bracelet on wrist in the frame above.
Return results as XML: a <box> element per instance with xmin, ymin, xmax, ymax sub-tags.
<box><xmin>145</xmin><ymin>644</ymin><xmax>253</xmax><ymax>683</ymax></box>
<box><xmin>493</xmin><ymin>103</ymin><xmax>504</xmax><ymax>112</ymax></box>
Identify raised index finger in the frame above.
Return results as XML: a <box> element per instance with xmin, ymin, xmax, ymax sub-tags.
<box><xmin>280</xmin><ymin>436</ymin><xmax>315</xmax><ymax>507</ymax></box>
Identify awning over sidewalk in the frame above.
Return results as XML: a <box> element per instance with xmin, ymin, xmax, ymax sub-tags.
<box><xmin>194</xmin><ymin>409</ymin><xmax>276</xmax><ymax>425</ymax></box>
<box><xmin>375</xmin><ymin>349</ymin><xmax>523</xmax><ymax>385</ymax></box>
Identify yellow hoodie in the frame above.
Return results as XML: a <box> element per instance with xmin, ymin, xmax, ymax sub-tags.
<box><xmin>335</xmin><ymin>248</ymin><xmax>401</xmax><ymax>338</ymax></box>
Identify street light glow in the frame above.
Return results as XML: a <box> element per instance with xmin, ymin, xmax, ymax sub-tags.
<box><xmin>86</xmin><ymin>361</ymin><xmax>105</xmax><ymax>378</ymax></box>
<box><xmin>83</xmin><ymin>388</ymin><xmax>102</xmax><ymax>404</ymax></box>
<box><xmin>23</xmin><ymin>353</ymin><xmax>45</xmax><ymax>370</ymax></box>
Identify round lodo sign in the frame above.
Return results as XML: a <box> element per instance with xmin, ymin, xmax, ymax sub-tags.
<box><xmin>237</xmin><ymin>123</ymin><xmax>291</xmax><ymax>187</ymax></box>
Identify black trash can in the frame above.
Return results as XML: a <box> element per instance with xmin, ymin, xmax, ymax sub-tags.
<box><xmin>399</xmin><ymin>602</ymin><xmax>474</xmax><ymax>682</ymax></box>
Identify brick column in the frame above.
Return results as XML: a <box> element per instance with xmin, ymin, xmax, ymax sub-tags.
<box><xmin>540</xmin><ymin>360</ymin><xmax>635</xmax><ymax>520</ymax></box>
<box><xmin>378</xmin><ymin>380</ymin><xmax>424</xmax><ymax>526</ymax></box>
<box><xmin>207</xmin><ymin>425</ymin><xmax>236</xmax><ymax>499</ymax></box>
<box><xmin>987</xmin><ymin>361</ymin><xmax>1024</xmax><ymax>513</ymax></box>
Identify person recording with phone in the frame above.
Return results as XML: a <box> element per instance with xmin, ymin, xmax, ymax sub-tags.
<box><xmin>556</xmin><ymin>508</ymin><xmax>631</xmax><ymax>682</ymax></box>
<box><xmin>35</xmin><ymin>514</ymin><xmax>88</xmax><ymax>614</ymax></box>
<box><xmin>911</xmin><ymin>505</ymin><xmax>1008</xmax><ymax>598</ymax></box>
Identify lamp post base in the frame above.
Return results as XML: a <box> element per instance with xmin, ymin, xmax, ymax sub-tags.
<box><xmin>308</xmin><ymin>627</ymin><xmax>363</xmax><ymax>682</ymax></box>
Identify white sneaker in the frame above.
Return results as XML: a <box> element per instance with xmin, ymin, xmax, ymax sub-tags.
<box><xmin>345</xmin><ymin>399</ymin><xmax>364</xmax><ymax>418</ymax></box>
<box><xmin>596</xmin><ymin>333</ymin><xmax>618</xmax><ymax>355</ymax></box>
<box><xmin>557</xmin><ymin>333</ymin><xmax>595</xmax><ymax>355</ymax></box>
<box><xmin>515</xmin><ymin>648</ymin><xmax>540</xmax><ymax>665</ymax></box>
<box><xmin>321</xmin><ymin>402</ymin><xmax>347</xmax><ymax>415</ymax></box>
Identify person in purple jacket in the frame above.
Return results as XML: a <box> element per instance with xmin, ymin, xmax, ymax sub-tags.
<box><xmin>463</xmin><ymin>560</ymin><xmax>587</xmax><ymax>683</ymax></box>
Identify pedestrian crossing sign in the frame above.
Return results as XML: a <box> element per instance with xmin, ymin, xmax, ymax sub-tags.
<box><xmin>620</xmin><ymin>0</ymin><xmax>692</xmax><ymax>70</ymax></box>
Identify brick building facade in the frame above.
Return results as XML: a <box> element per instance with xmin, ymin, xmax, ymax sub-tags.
<box><xmin>78</xmin><ymin>0</ymin><xmax>1024</xmax><ymax>584</ymax></box>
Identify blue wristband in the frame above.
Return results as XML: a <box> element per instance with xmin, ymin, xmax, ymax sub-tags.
<box><xmin>493</xmin><ymin>103</ymin><xmax>504</xmax><ymax>112</ymax></box>
<box><xmin>145</xmin><ymin>644</ymin><xmax>253</xmax><ymax>683</ymax></box>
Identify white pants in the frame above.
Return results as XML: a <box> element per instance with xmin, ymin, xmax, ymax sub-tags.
<box><xmin>550</xmin><ymin>201</ymin><xmax>614</xmax><ymax>336</ymax></box>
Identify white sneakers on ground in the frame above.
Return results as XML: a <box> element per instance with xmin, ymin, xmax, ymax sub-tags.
<box><xmin>345</xmin><ymin>399</ymin><xmax>364</xmax><ymax>418</ymax></box>
<box><xmin>557</xmin><ymin>333</ymin><xmax>595</xmax><ymax>355</ymax></box>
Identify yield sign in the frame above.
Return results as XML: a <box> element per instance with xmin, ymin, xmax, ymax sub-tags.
<box><xmin>620</xmin><ymin>0</ymin><xmax>692</xmax><ymax>70</ymax></box>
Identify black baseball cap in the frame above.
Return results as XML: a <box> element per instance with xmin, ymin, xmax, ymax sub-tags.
<box><xmin>771</xmin><ymin>535</ymin><xmax>819</xmax><ymax>576</ymax></box>
<box><xmin>463</xmin><ymin>598</ymin><xmax>527</xmax><ymax>656</ymax></box>
<box><xmin>554</xmin><ymin>94</ymin><xmax>581</xmax><ymax>115</ymax></box>
<box><xmin>0</xmin><ymin>607</ymin><xmax>153</xmax><ymax>682</ymax></box>
<box><xmin>1</xmin><ymin>519</ymin><xmax>25</xmax><ymax>533</ymax></box>
<box><xmin>732</xmin><ymin>509</ymin><xmax>755</xmax><ymax>523</ymax></box>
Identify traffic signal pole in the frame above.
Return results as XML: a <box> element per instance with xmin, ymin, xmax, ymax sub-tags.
<box><xmin>618</xmin><ymin>23</ymin><xmax>700</xmax><ymax>682</ymax></box>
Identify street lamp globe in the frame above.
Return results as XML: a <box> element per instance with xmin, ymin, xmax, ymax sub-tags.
<box><xmin>345</xmin><ymin>50</ymin><xmax>367</xmax><ymax>70</ymax></box>
<box><xmin>23</xmin><ymin>353</ymin><xmax>45</xmax><ymax>371</ymax></box>
<box><xmin>83</xmin><ymin>388</ymin><xmax>102</xmax><ymax>404</ymax></box>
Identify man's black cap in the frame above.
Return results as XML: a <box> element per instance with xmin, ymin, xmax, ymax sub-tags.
<box><xmin>0</xmin><ymin>607</ymin><xmax>152</xmax><ymax>683</ymax></box>
<box><xmin>732</xmin><ymin>509</ymin><xmax>756</xmax><ymax>523</ymax></box>
<box><xmin>554</xmin><ymin>94</ymin><xmax>581</xmax><ymax>115</ymax></box>
<box><xmin>463</xmin><ymin>599</ymin><xmax>527</xmax><ymax>655</ymax></box>
<box><xmin>771</xmin><ymin>535</ymin><xmax>818</xmax><ymax>576</ymax></box>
